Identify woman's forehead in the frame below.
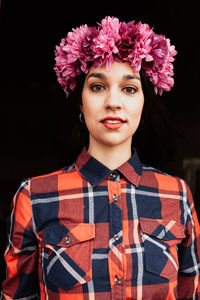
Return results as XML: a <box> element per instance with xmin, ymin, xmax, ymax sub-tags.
<box><xmin>86</xmin><ymin>61</ymin><xmax>141</xmax><ymax>81</ymax></box>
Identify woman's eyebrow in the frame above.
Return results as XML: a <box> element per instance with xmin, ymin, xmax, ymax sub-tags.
<box><xmin>87</xmin><ymin>72</ymin><xmax>141</xmax><ymax>81</ymax></box>
<box><xmin>87</xmin><ymin>72</ymin><xmax>106</xmax><ymax>80</ymax></box>
<box><xmin>122</xmin><ymin>74</ymin><xmax>141</xmax><ymax>81</ymax></box>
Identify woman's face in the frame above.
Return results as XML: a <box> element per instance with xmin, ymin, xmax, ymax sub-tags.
<box><xmin>81</xmin><ymin>61</ymin><xmax>144</xmax><ymax>151</ymax></box>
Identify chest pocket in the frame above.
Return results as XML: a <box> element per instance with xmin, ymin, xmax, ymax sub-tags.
<box><xmin>139</xmin><ymin>218</ymin><xmax>186</xmax><ymax>280</ymax></box>
<box><xmin>42</xmin><ymin>223</ymin><xmax>95</xmax><ymax>291</ymax></box>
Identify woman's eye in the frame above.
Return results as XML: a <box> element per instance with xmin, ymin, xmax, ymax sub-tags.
<box><xmin>122</xmin><ymin>86</ymin><xmax>137</xmax><ymax>94</ymax></box>
<box><xmin>91</xmin><ymin>84</ymin><xmax>104</xmax><ymax>92</ymax></box>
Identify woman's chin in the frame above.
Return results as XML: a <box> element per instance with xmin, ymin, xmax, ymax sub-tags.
<box><xmin>91</xmin><ymin>136</ymin><xmax>132</xmax><ymax>149</ymax></box>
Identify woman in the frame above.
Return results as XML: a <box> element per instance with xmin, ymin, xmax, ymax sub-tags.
<box><xmin>1</xmin><ymin>16</ymin><xmax>200</xmax><ymax>300</ymax></box>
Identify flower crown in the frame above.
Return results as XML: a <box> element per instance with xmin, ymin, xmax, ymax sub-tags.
<box><xmin>54</xmin><ymin>16</ymin><xmax>177</xmax><ymax>97</ymax></box>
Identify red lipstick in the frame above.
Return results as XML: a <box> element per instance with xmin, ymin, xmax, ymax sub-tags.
<box><xmin>100</xmin><ymin>117</ymin><xmax>126</xmax><ymax>130</ymax></box>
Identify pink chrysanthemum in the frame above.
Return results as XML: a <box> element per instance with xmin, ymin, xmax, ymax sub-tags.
<box><xmin>54</xmin><ymin>16</ymin><xmax>177</xmax><ymax>97</ymax></box>
<box><xmin>54</xmin><ymin>24</ymin><xmax>96</xmax><ymax>96</ymax></box>
<box><xmin>143</xmin><ymin>33</ymin><xmax>177</xmax><ymax>95</ymax></box>
<box><xmin>92</xmin><ymin>16</ymin><xmax>121</xmax><ymax>70</ymax></box>
<box><xmin>120</xmin><ymin>21</ymin><xmax>154</xmax><ymax>72</ymax></box>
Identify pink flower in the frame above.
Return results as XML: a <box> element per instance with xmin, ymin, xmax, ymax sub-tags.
<box><xmin>54</xmin><ymin>16</ymin><xmax>177</xmax><ymax>97</ymax></box>
<box><xmin>63</xmin><ymin>25</ymin><xmax>96</xmax><ymax>71</ymax></box>
<box><xmin>117</xmin><ymin>21</ymin><xmax>153</xmax><ymax>72</ymax></box>
<box><xmin>54</xmin><ymin>24</ymin><xmax>97</xmax><ymax>95</ymax></box>
<box><xmin>92</xmin><ymin>16</ymin><xmax>121</xmax><ymax>70</ymax></box>
<box><xmin>142</xmin><ymin>33</ymin><xmax>177</xmax><ymax>94</ymax></box>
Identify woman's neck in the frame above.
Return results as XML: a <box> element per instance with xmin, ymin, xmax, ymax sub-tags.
<box><xmin>87</xmin><ymin>141</ymin><xmax>132</xmax><ymax>171</ymax></box>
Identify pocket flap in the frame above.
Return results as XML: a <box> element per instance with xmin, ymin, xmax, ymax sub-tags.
<box><xmin>139</xmin><ymin>218</ymin><xmax>186</xmax><ymax>241</ymax></box>
<box><xmin>43</xmin><ymin>223</ymin><xmax>95</xmax><ymax>291</ymax></box>
<box><xmin>44</xmin><ymin>223</ymin><xmax>95</xmax><ymax>248</ymax></box>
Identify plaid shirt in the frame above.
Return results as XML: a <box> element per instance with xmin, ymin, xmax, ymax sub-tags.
<box><xmin>1</xmin><ymin>147</ymin><xmax>200</xmax><ymax>300</ymax></box>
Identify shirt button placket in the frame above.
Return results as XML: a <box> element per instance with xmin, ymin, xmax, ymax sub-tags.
<box><xmin>108</xmin><ymin>171</ymin><xmax>125</xmax><ymax>299</ymax></box>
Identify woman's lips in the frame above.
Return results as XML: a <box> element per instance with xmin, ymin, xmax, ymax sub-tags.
<box><xmin>100</xmin><ymin>117</ymin><xmax>126</xmax><ymax>130</ymax></box>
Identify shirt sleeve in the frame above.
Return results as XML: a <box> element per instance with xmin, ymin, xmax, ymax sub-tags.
<box><xmin>177</xmin><ymin>179</ymin><xmax>200</xmax><ymax>299</ymax></box>
<box><xmin>1</xmin><ymin>179</ymin><xmax>40</xmax><ymax>300</ymax></box>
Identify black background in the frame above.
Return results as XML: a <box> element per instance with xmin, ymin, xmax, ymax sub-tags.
<box><xmin>1</xmin><ymin>0</ymin><xmax>200</xmax><ymax>286</ymax></box>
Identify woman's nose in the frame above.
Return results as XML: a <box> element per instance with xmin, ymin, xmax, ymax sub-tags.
<box><xmin>104</xmin><ymin>89</ymin><xmax>122</xmax><ymax>110</ymax></box>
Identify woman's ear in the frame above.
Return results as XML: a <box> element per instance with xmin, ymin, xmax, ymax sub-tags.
<box><xmin>80</xmin><ymin>105</ymin><xmax>84</xmax><ymax>113</ymax></box>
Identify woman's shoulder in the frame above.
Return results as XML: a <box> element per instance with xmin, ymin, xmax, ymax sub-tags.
<box><xmin>33</xmin><ymin>162</ymin><xmax>76</xmax><ymax>179</ymax></box>
<box><xmin>18</xmin><ymin>163</ymin><xmax>77</xmax><ymax>195</ymax></box>
<box><xmin>141</xmin><ymin>163</ymin><xmax>188</xmax><ymax>193</ymax></box>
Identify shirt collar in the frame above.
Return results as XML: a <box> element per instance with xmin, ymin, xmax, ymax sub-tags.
<box><xmin>75</xmin><ymin>147</ymin><xmax>142</xmax><ymax>187</ymax></box>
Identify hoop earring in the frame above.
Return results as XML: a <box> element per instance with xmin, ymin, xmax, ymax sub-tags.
<box><xmin>79</xmin><ymin>112</ymin><xmax>85</xmax><ymax>124</ymax></box>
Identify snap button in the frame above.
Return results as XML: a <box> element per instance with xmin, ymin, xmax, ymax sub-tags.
<box><xmin>109</xmin><ymin>171</ymin><xmax>117</xmax><ymax>178</ymax></box>
<box><xmin>112</xmin><ymin>194</ymin><xmax>118</xmax><ymax>202</ymax></box>
<box><xmin>65</xmin><ymin>236</ymin><xmax>70</xmax><ymax>245</ymax></box>
<box><xmin>115</xmin><ymin>276</ymin><xmax>122</xmax><ymax>285</ymax></box>
<box><xmin>113</xmin><ymin>233</ymin><xmax>120</xmax><ymax>241</ymax></box>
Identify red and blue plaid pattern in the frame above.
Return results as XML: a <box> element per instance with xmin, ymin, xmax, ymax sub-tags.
<box><xmin>1</xmin><ymin>148</ymin><xmax>200</xmax><ymax>299</ymax></box>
